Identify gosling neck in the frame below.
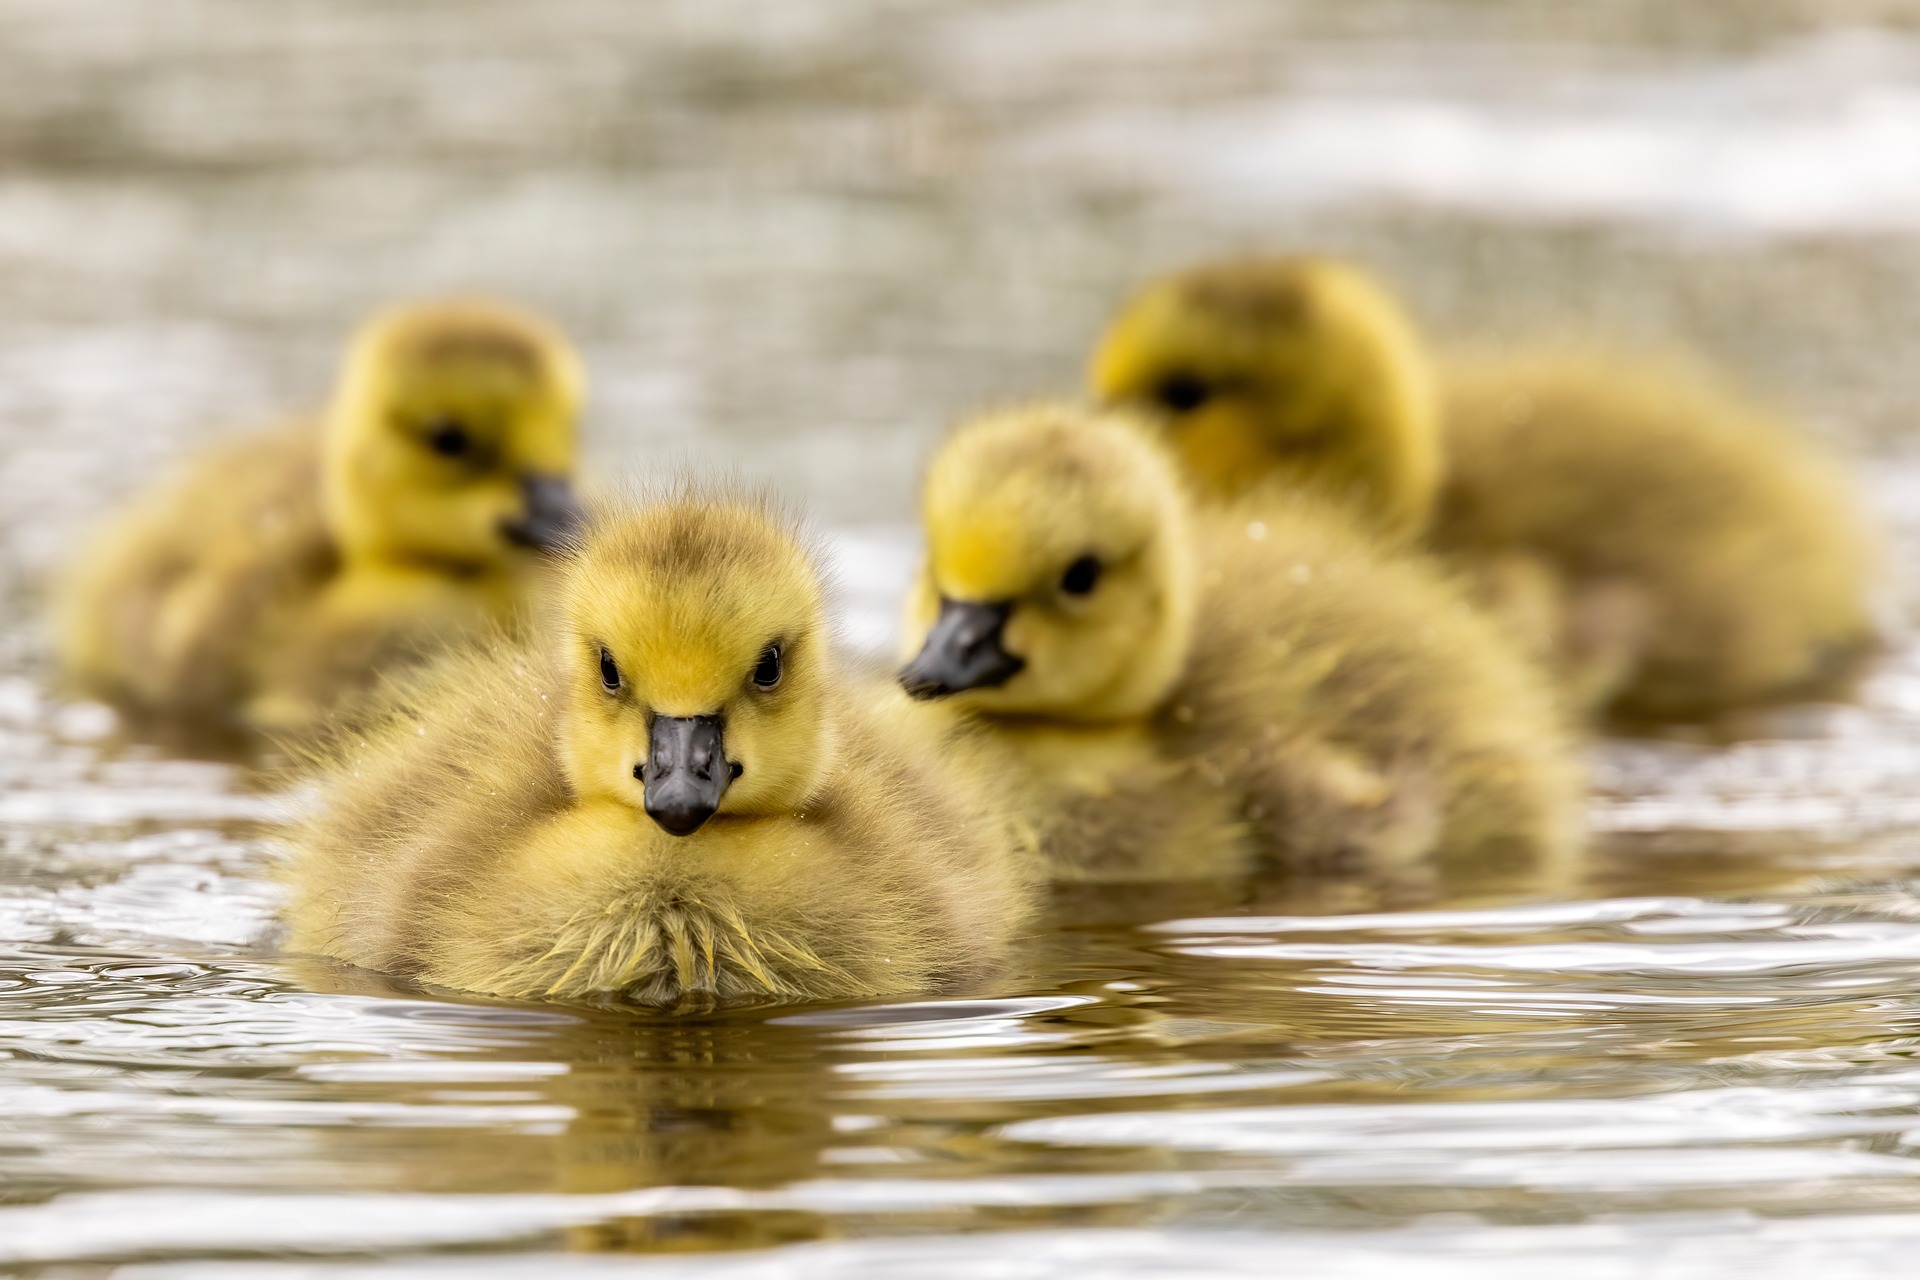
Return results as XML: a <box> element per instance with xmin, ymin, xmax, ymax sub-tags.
<box><xmin>1277</xmin><ymin>336</ymin><xmax>1442</xmax><ymax>546</ymax></box>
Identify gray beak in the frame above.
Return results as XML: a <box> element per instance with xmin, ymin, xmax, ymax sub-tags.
<box><xmin>502</xmin><ymin>472</ymin><xmax>583</xmax><ymax>553</ymax></box>
<box><xmin>639</xmin><ymin>714</ymin><xmax>737</xmax><ymax>837</ymax></box>
<box><xmin>898</xmin><ymin>598</ymin><xmax>1024</xmax><ymax>700</ymax></box>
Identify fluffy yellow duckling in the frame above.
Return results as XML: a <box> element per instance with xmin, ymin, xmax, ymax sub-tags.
<box><xmin>59</xmin><ymin>298</ymin><xmax>586</xmax><ymax>741</ymax></box>
<box><xmin>1089</xmin><ymin>257</ymin><xmax>1879</xmax><ymax>724</ymax></box>
<box><xmin>898</xmin><ymin>402</ymin><xmax>1581</xmax><ymax>887</ymax></box>
<box><xmin>283</xmin><ymin>492</ymin><xmax>1030</xmax><ymax>1007</ymax></box>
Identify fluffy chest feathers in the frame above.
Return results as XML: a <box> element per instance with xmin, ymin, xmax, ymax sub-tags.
<box><xmin>444</xmin><ymin>796</ymin><xmax>925</xmax><ymax>1008</ymax></box>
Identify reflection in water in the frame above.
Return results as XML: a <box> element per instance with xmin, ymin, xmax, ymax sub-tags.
<box><xmin>7</xmin><ymin>1</ymin><xmax>1920</xmax><ymax>1276</ymax></box>
<box><xmin>551</xmin><ymin>1014</ymin><xmax>838</xmax><ymax>1251</ymax></box>
<box><xmin>10</xmin><ymin>834</ymin><xmax>1920</xmax><ymax>1269</ymax></box>
<box><xmin>9</xmin><ymin>692</ymin><xmax>1920</xmax><ymax>1274</ymax></box>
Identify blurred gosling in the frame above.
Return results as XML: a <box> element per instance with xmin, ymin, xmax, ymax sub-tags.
<box><xmin>898</xmin><ymin>402</ymin><xmax>1582</xmax><ymax>888</ymax></box>
<box><xmin>1090</xmin><ymin>256</ymin><xmax>1878</xmax><ymax>725</ymax></box>
<box><xmin>283</xmin><ymin>491</ymin><xmax>1031</xmax><ymax>1007</ymax></box>
<box><xmin>59</xmin><ymin>298</ymin><xmax>585</xmax><ymax>743</ymax></box>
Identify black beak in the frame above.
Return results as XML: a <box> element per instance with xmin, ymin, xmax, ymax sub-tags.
<box><xmin>899</xmin><ymin>598</ymin><xmax>1024</xmax><ymax>700</ymax></box>
<box><xmin>502</xmin><ymin>472</ymin><xmax>583</xmax><ymax>554</ymax></box>
<box><xmin>640</xmin><ymin>714</ymin><xmax>737</xmax><ymax>837</ymax></box>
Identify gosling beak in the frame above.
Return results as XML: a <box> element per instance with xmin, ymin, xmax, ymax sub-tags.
<box><xmin>640</xmin><ymin>714</ymin><xmax>737</xmax><ymax>837</ymax></box>
<box><xmin>501</xmin><ymin>472</ymin><xmax>583</xmax><ymax>554</ymax></box>
<box><xmin>899</xmin><ymin>598</ymin><xmax>1024</xmax><ymax>700</ymax></box>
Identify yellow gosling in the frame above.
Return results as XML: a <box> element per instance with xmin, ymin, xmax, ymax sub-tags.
<box><xmin>899</xmin><ymin>402</ymin><xmax>1582</xmax><ymax>888</ymax></box>
<box><xmin>1089</xmin><ymin>256</ymin><xmax>1878</xmax><ymax>724</ymax></box>
<box><xmin>283</xmin><ymin>492</ymin><xmax>1031</xmax><ymax>1007</ymax></box>
<box><xmin>58</xmin><ymin>298</ymin><xmax>586</xmax><ymax>743</ymax></box>
<box><xmin>1090</xmin><ymin>257</ymin><xmax>1441</xmax><ymax>543</ymax></box>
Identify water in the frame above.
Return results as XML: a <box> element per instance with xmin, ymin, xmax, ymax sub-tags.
<box><xmin>9</xmin><ymin>1</ymin><xmax>1920</xmax><ymax>1275</ymax></box>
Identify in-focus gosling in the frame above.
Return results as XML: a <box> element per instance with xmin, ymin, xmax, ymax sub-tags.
<box><xmin>284</xmin><ymin>491</ymin><xmax>1031</xmax><ymax>1007</ymax></box>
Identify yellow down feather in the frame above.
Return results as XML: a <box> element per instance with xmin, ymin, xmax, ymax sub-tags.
<box><xmin>283</xmin><ymin>490</ymin><xmax>1033</xmax><ymax>1008</ymax></box>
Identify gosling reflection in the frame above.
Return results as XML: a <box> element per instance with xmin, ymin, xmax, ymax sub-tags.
<box><xmin>283</xmin><ymin>967</ymin><xmax>844</xmax><ymax>1249</ymax></box>
<box><xmin>551</xmin><ymin>1012</ymin><xmax>835</xmax><ymax>1251</ymax></box>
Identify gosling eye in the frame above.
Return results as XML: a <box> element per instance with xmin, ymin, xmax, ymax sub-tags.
<box><xmin>752</xmin><ymin>643</ymin><xmax>783</xmax><ymax>690</ymax></box>
<box><xmin>1060</xmin><ymin>555</ymin><xmax>1102</xmax><ymax>597</ymax></box>
<box><xmin>598</xmin><ymin>647</ymin><xmax>621</xmax><ymax>693</ymax></box>
<box><xmin>1153</xmin><ymin>373</ymin><xmax>1211</xmax><ymax>415</ymax></box>
<box><xmin>425</xmin><ymin>418</ymin><xmax>472</xmax><ymax>458</ymax></box>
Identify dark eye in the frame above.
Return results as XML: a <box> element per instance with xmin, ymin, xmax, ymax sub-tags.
<box><xmin>1153</xmin><ymin>373</ymin><xmax>1211</xmax><ymax>414</ymax></box>
<box><xmin>598</xmin><ymin>647</ymin><xmax>621</xmax><ymax>692</ymax></box>
<box><xmin>1061</xmin><ymin>555</ymin><xmax>1102</xmax><ymax>596</ymax></box>
<box><xmin>426</xmin><ymin>418</ymin><xmax>471</xmax><ymax>457</ymax></box>
<box><xmin>752</xmin><ymin>644</ymin><xmax>783</xmax><ymax>690</ymax></box>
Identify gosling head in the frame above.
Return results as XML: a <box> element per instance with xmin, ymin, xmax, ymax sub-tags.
<box><xmin>556</xmin><ymin>494</ymin><xmax>834</xmax><ymax>838</ymax></box>
<box><xmin>323</xmin><ymin>298</ymin><xmax>587</xmax><ymax>572</ymax></box>
<box><xmin>1088</xmin><ymin>256</ymin><xmax>1442</xmax><ymax>540</ymax></box>
<box><xmin>899</xmin><ymin>403</ymin><xmax>1197</xmax><ymax>723</ymax></box>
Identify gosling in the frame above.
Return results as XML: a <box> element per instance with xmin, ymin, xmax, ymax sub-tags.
<box><xmin>59</xmin><ymin>298</ymin><xmax>585</xmax><ymax>742</ymax></box>
<box><xmin>283</xmin><ymin>491</ymin><xmax>1031</xmax><ymax>1007</ymax></box>
<box><xmin>1089</xmin><ymin>256</ymin><xmax>1878</xmax><ymax>724</ymax></box>
<box><xmin>898</xmin><ymin>402</ymin><xmax>1582</xmax><ymax>888</ymax></box>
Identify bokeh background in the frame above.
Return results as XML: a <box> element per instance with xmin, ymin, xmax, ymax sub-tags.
<box><xmin>9</xmin><ymin>0</ymin><xmax>1920</xmax><ymax>640</ymax></box>
<box><xmin>13</xmin><ymin>3</ymin><xmax>1920</xmax><ymax>1276</ymax></box>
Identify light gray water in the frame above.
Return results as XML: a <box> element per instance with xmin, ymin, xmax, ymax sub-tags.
<box><xmin>8</xmin><ymin>2</ymin><xmax>1920</xmax><ymax>1275</ymax></box>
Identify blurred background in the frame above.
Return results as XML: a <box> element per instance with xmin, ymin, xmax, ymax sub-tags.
<box><xmin>14</xmin><ymin>3</ymin><xmax>1920</xmax><ymax>1275</ymax></box>
<box><xmin>8</xmin><ymin>0</ymin><xmax>1920</xmax><ymax>647</ymax></box>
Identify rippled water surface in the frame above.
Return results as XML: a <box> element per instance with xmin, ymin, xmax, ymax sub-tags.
<box><xmin>10</xmin><ymin>2</ymin><xmax>1920</xmax><ymax>1275</ymax></box>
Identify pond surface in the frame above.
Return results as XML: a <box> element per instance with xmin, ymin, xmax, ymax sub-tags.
<box><xmin>8</xmin><ymin>2</ymin><xmax>1920</xmax><ymax>1275</ymax></box>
